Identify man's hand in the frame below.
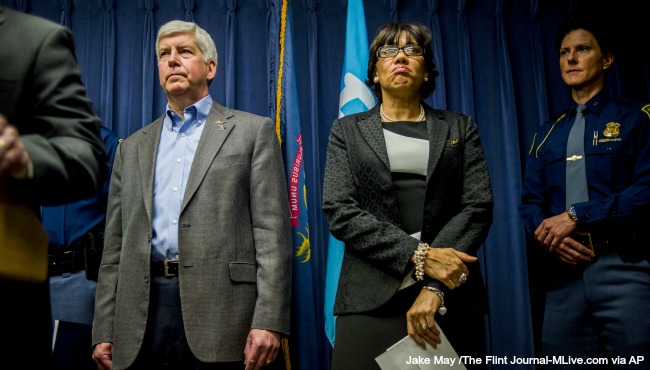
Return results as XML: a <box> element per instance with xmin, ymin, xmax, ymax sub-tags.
<box><xmin>92</xmin><ymin>342</ymin><xmax>113</xmax><ymax>370</ymax></box>
<box><xmin>0</xmin><ymin>115</ymin><xmax>30</xmax><ymax>179</ymax></box>
<box><xmin>244</xmin><ymin>329</ymin><xmax>280</xmax><ymax>370</ymax></box>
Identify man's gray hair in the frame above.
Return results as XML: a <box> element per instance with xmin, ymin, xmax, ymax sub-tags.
<box><xmin>156</xmin><ymin>20</ymin><xmax>218</xmax><ymax>69</ymax></box>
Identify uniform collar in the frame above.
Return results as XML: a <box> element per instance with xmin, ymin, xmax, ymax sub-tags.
<box><xmin>573</xmin><ymin>91</ymin><xmax>609</xmax><ymax>118</ymax></box>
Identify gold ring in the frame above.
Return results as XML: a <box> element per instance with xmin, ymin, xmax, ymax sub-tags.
<box><xmin>266</xmin><ymin>359</ymin><xmax>273</xmax><ymax>365</ymax></box>
<box><xmin>0</xmin><ymin>138</ymin><xmax>5</xmax><ymax>149</ymax></box>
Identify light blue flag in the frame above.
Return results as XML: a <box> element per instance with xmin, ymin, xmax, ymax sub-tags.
<box><xmin>324</xmin><ymin>0</ymin><xmax>376</xmax><ymax>347</ymax></box>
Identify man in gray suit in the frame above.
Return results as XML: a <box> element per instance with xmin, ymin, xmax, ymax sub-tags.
<box><xmin>92</xmin><ymin>20</ymin><xmax>292</xmax><ymax>370</ymax></box>
<box><xmin>0</xmin><ymin>6</ymin><xmax>106</xmax><ymax>368</ymax></box>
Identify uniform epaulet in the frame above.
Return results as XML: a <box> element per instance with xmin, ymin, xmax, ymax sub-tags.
<box><xmin>642</xmin><ymin>104</ymin><xmax>650</xmax><ymax>120</ymax></box>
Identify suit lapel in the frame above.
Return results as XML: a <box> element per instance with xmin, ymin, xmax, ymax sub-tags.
<box><xmin>181</xmin><ymin>102</ymin><xmax>234</xmax><ymax>212</ymax></box>
<box><xmin>425</xmin><ymin>106</ymin><xmax>450</xmax><ymax>182</ymax></box>
<box><xmin>138</xmin><ymin>117</ymin><xmax>164</xmax><ymax>222</ymax></box>
<box><xmin>357</xmin><ymin>106</ymin><xmax>390</xmax><ymax>170</ymax></box>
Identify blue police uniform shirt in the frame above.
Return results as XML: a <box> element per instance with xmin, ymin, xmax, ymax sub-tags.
<box><xmin>42</xmin><ymin>126</ymin><xmax>120</xmax><ymax>253</ymax></box>
<box><xmin>520</xmin><ymin>91</ymin><xmax>650</xmax><ymax>236</ymax></box>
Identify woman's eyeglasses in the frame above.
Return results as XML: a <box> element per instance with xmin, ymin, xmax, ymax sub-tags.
<box><xmin>377</xmin><ymin>44</ymin><xmax>424</xmax><ymax>58</ymax></box>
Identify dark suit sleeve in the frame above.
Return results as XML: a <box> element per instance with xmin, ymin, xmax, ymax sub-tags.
<box><xmin>8</xmin><ymin>21</ymin><xmax>106</xmax><ymax>205</ymax></box>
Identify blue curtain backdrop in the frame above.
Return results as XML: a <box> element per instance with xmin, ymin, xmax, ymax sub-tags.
<box><xmin>3</xmin><ymin>0</ymin><xmax>649</xmax><ymax>369</ymax></box>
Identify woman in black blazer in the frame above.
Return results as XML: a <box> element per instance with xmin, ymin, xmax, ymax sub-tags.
<box><xmin>323</xmin><ymin>22</ymin><xmax>493</xmax><ymax>370</ymax></box>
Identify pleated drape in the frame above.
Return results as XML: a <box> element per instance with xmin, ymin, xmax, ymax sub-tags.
<box><xmin>100</xmin><ymin>0</ymin><xmax>115</xmax><ymax>131</ymax></box>
<box><xmin>184</xmin><ymin>0</ymin><xmax>195</xmax><ymax>22</ymax></box>
<box><xmin>456</xmin><ymin>0</ymin><xmax>474</xmax><ymax>116</ymax></box>
<box><xmin>141</xmin><ymin>0</ymin><xmax>155</xmax><ymax>126</ymax></box>
<box><xmin>59</xmin><ymin>0</ymin><xmax>70</xmax><ymax>28</ymax></box>
<box><xmin>426</xmin><ymin>0</ymin><xmax>447</xmax><ymax>110</ymax></box>
<box><xmin>480</xmin><ymin>1</ymin><xmax>534</xmax><ymax>366</ymax></box>
<box><xmin>224</xmin><ymin>0</ymin><xmax>237</xmax><ymax>108</ymax></box>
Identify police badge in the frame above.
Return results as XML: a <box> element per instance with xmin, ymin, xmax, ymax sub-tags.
<box><xmin>603</xmin><ymin>122</ymin><xmax>620</xmax><ymax>138</ymax></box>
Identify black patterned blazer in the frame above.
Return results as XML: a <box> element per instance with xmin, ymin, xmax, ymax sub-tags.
<box><xmin>323</xmin><ymin>102</ymin><xmax>493</xmax><ymax>315</ymax></box>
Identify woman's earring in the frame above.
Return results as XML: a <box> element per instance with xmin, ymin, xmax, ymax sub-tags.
<box><xmin>373</xmin><ymin>76</ymin><xmax>379</xmax><ymax>83</ymax></box>
<box><xmin>424</xmin><ymin>76</ymin><xmax>429</xmax><ymax>82</ymax></box>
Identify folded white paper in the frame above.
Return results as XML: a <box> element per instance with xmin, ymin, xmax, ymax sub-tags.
<box><xmin>376</xmin><ymin>325</ymin><xmax>467</xmax><ymax>369</ymax></box>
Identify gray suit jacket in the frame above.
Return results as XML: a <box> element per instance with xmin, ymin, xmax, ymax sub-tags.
<box><xmin>323</xmin><ymin>103</ymin><xmax>493</xmax><ymax>315</ymax></box>
<box><xmin>93</xmin><ymin>102</ymin><xmax>292</xmax><ymax>368</ymax></box>
<box><xmin>0</xmin><ymin>6</ymin><xmax>105</xmax><ymax>207</ymax></box>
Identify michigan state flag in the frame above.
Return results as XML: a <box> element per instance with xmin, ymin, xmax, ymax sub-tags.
<box><xmin>324</xmin><ymin>0</ymin><xmax>377</xmax><ymax>347</ymax></box>
<box><xmin>274</xmin><ymin>0</ymin><xmax>319</xmax><ymax>368</ymax></box>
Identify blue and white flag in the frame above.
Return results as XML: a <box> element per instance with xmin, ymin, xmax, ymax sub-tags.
<box><xmin>324</xmin><ymin>0</ymin><xmax>376</xmax><ymax>347</ymax></box>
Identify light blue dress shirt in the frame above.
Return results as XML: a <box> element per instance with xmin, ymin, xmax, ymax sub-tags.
<box><xmin>151</xmin><ymin>95</ymin><xmax>212</xmax><ymax>262</ymax></box>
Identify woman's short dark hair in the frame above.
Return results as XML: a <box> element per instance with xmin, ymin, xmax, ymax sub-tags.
<box><xmin>555</xmin><ymin>16</ymin><xmax>613</xmax><ymax>56</ymax></box>
<box><xmin>366</xmin><ymin>22</ymin><xmax>440</xmax><ymax>102</ymax></box>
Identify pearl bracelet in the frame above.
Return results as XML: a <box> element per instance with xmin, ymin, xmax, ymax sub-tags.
<box><xmin>413</xmin><ymin>242</ymin><xmax>430</xmax><ymax>281</ymax></box>
<box><xmin>423</xmin><ymin>286</ymin><xmax>447</xmax><ymax>315</ymax></box>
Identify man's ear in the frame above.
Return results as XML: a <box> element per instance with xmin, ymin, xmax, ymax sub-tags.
<box><xmin>207</xmin><ymin>60</ymin><xmax>217</xmax><ymax>81</ymax></box>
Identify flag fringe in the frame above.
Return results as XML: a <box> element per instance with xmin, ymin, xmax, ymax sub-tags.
<box><xmin>274</xmin><ymin>0</ymin><xmax>288</xmax><ymax>144</ymax></box>
<box><xmin>281</xmin><ymin>337</ymin><xmax>292</xmax><ymax>370</ymax></box>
